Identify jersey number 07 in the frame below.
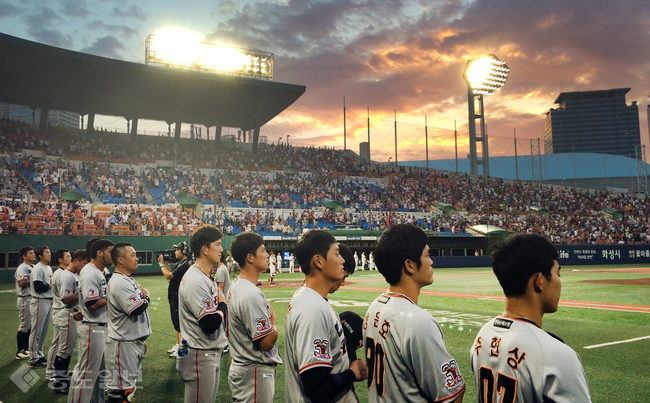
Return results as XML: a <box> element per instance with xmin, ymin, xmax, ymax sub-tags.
<box><xmin>478</xmin><ymin>367</ymin><xmax>517</xmax><ymax>403</ymax></box>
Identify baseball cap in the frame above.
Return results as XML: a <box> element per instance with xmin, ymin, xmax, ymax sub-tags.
<box><xmin>340</xmin><ymin>311</ymin><xmax>363</xmax><ymax>361</ymax></box>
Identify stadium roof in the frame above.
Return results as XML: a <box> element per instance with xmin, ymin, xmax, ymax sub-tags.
<box><xmin>0</xmin><ymin>33</ymin><xmax>305</xmax><ymax>131</ymax></box>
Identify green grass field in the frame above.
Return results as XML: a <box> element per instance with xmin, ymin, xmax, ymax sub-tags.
<box><xmin>1</xmin><ymin>265</ymin><xmax>649</xmax><ymax>402</ymax></box>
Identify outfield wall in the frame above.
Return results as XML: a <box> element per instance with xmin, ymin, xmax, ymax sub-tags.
<box><xmin>555</xmin><ymin>244</ymin><xmax>650</xmax><ymax>265</ymax></box>
<box><xmin>1</xmin><ymin>235</ymin><xmax>648</xmax><ymax>282</ymax></box>
<box><xmin>432</xmin><ymin>244</ymin><xmax>650</xmax><ymax>268</ymax></box>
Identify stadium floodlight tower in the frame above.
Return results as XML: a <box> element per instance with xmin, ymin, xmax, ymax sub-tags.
<box><xmin>462</xmin><ymin>54</ymin><xmax>509</xmax><ymax>177</ymax></box>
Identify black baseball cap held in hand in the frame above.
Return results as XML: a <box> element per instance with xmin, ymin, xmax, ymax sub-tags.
<box><xmin>340</xmin><ymin>311</ymin><xmax>364</xmax><ymax>361</ymax></box>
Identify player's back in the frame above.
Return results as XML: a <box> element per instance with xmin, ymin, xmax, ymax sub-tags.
<box><xmin>470</xmin><ymin>316</ymin><xmax>591</xmax><ymax>403</ymax></box>
<box><xmin>364</xmin><ymin>293</ymin><xmax>465</xmax><ymax>403</ymax></box>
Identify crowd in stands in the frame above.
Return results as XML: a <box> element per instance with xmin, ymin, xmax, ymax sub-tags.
<box><xmin>82</xmin><ymin>162</ymin><xmax>147</xmax><ymax>204</ymax></box>
<box><xmin>0</xmin><ymin>117</ymin><xmax>648</xmax><ymax>243</ymax></box>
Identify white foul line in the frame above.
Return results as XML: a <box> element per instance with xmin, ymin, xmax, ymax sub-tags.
<box><xmin>583</xmin><ymin>335</ymin><xmax>650</xmax><ymax>349</ymax></box>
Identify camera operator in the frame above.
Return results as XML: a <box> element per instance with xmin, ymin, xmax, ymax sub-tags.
<box><xmin>159</xmin><ymin>242</ymin><xmax>191</xmax><ymax>358</ymax></box>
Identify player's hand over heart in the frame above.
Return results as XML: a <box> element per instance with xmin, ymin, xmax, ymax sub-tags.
<box><xmin>350</xmin><ymin>358</ymin><xmax>368</xmax><ymax>381</ymax></box>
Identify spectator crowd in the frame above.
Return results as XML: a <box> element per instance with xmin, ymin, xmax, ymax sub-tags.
<box><xmin>0</xmin><ymin>117</ymin><xmax>648</xmax><ymax>244</ymax></box>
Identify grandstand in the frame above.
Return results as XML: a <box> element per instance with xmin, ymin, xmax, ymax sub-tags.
<box><xmin>1</xmin><ymin>117</ymin><xmax>647</xmax><ymax>247</ymax></box>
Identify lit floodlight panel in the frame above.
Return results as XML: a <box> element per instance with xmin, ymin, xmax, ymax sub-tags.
<box><xmin>463</xmin><ymin>54</ymin><xmax>509</xmax><ymax>95</ymax></box>
<box><xmin>145</xmin><ymin>34</ymin><xmax>274</xmax><ymax>80</ymax></box>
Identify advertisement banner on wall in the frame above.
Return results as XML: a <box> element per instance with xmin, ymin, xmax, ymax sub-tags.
<box><xmin>555</xmin><ymin>244</ymin><xmax>650</xmax><ymax>265</ymax></box>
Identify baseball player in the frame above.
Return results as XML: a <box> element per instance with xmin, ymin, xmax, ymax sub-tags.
<box><xmin>360</xmin><ymin>252</ymin><xmax>366</xmax><ymax>271</ymax></box>
<box><xmin>368</xmin><ymin>252</ymin><xmax>375</xmax><ymax>271</ymax></box>
<box><xmin>227</xmin><ymin>232</ymin><xmax>282</xmax><ymax>402</ymax></box>
<box><xmin>267</xmin><ymin>252</ymin><xmax>276</xmax><ymax>285</ymax></box>
<box><xmin>329</xmin><ymin>243</ymin><xmax>356</xmax><ymax>294</ymax></box>
<box><xmin>15</xmin><ymin>246</ymin><xmax>35</xmax><ymax>360</ymax></box>
<box><xmin>288</xmin><ymin>253</ymin><xmax>295</xmax><ymax>272</ymax></box>
<box><xmin>159</xmin><ymin>242</ymin><xmax>191</xmax><ymax>357</ymax></box>
<box><xmin>470</xmin><ymin>233</ymin><xmax>592</xmax><ymax>402</ymax></box>
<box><xmin>177</xmin><ymin>225</ymin><xmax>228</xmax><ymax>403</ymax></box>
<box><xmin>51</xmin><ymin>249</ymin><xmax>90</xmax><ymax>395</ymax></box>
<box><xmin>86</xmin><ymin>237</ymin><xmax>113</xmax><ymax>282</ymax></box>
<box><xmin>276</xmin><ymin>252</ymin><xmax>283</xmax><ymax>274</ymax></box>
<box><xmin>28</xmin><ymin>245</ymin><xmax>53</xmax><ymax>368</ymax></box>
<box><xmin>363</xmin><ymin>224</ymin><xmax>465</xmax><ymax>403</ymax></box>
<box><xmin>67</xmin><ymin>238</ymin><xmax>114</xmax><ymax>403</ymax></box>
<box><xmin>106</xmin><ymin>243</ymin><xmax>152</xmax><ymax>403</ymax></box>
<box><xmin>215</xmin><ymin>253</ymin><xmax>231</xmax><ymax>305</ymax></box>
<box><xmin>335</xmin><ymin>245</ymin><xmax>364</xmax><ymax>363</ymax></box>
<box><xmin>46</xmin><ymin>249</ymin><xmax>72</xmax><ymax>381</ymax></box>
<box><xmin>285</xmin><ymin>229</ymin><xmax>368</xmax><ymax>403</ymax></box>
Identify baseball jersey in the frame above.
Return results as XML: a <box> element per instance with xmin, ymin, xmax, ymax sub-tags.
<box><xmin>106</xmin><ymin>272</ymin><xmax>152</xmax><ymax>341</ymax></box>
<box><xmin>30</xmin><ymin>262</ymin><xmax>53</xmax><ymax>298</ymax></box>
<box><xmin>51</xmin><ymin>268</ymin><xmax>65</xmax><ymax>309</ymax></box>
<box><xmin>285</xmin><ymin>287</ymin><xmax>355</xmax><ymax>403</ymax></box>
<box><xmin>15</xmin><ymin>262</ymin><xmax>32</xmax><ymax>297</ymax></box>
<box><xmin>363</xmin><ymin>293</ymin><xmax>465</xmax><ymax>403</ymax></box>
<box><xmin>470</xmin><ymin>316</ymin><xmax>591</xmax><ymax>403</ymax></box>
<box><xmin>227</xmin><ymin>277</ymin><xmax>282</xmax><ymax>366</ymax></box>
<box><xmin>78</xmin><ymin>263</ymin><xmax>108</xmax><ymax>323</ymax></box>
<box><xmin>215</xmin><ymin>264</ymin><xmax>231</xmax><ymax>299</ymax></box>
<box><xmin>178</xmin><ymin>265</ymin><xmax>227</xmax><ymax>350</ymax></box>
<box><xmin>58</xmin><ymin>269</ymin><xmax>79</xmax><ymax>311</ymax></box>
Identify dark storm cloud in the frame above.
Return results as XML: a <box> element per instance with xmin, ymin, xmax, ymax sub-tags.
<box><xmin>86</xmin><ymin>20</ymin><xmax>138</xmax><ymax>38</ymax></box>
<box><xmin>208</xmin><ymin>0</ymin><xmax>650</xmax><ymax>142</ymax></box>
<box><xmin>111</xmin><ymin>5</ymin><xmax>146</xmax><ymax>21</ymax></box>
<box><xmin>80</xmin><ymin>35</ymin><xmax>126</xmax><ymax>59</ymax></box>
<box><xmin>0</xmin><ymin>2</ymin><xmax>21</xmax><ymax>19</ymax></box>
<box><xmin>28</xmin><ymin>28</ymin><xmax>73</xmax><ymax>48</ymax></box>
<box><xmin>59</xmin><ymin>0</ymin><xmax>89</xmax><ymax>18</ymax></box>
<box><xmin>23</xmin><ymin>6</ymin><xmax>74</xmax><ymax>47</ymax></box>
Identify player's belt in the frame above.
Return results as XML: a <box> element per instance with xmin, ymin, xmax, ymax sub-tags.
<box><xmin>36</xmin><ymin>297</ymin><xmax>53</xmax><ymax>300</ymax></box>
<box><xmin>82</xmin><ymin>321</ymin><xmax>107</xmax><ymax>326</ymax></box>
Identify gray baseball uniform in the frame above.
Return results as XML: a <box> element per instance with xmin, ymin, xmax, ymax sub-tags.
<box><xmin>177</xmin><ymin>265</ymin><xmax>227</xmax><ymax>403</ymax></box>
<box><xmin>68</xmin><ymin>263</ymin><xmax>108</xmax><ymax>403</ymax></box>
<box><xmin>285</xmin><ymin>286</ymin><xmax>356</xmax><ymax>403</ymax></box>
<box><xmin>215</xmin><ymin>264</ymin><xmax>231</xmax><ymax>299</ymax></box>
<box><xmin>15</xmin><ymin>262</ymin><xmax>32</xmax><ymax>333</ymax></box>
<box><xmin>363</xmin><ymin>292</ymin><xmax>466</xmax><ymax>403</ymax></box>
<box><xmin>56</xmin><ymin>269</ymin><xmax>80</xmax><ymax>359</ymax></box>
<box><xmin>470</xmin><ymin>316</ymin><xmax>592</xmax><ymax>403</ymax></box>
<box><xmin>29</xmin><ymin>261</ymin><xmax>53</xmax><ymax>364</ymax></box>
<box><xmin>46</xmin><ymin>268</ymin><xmax>65</xmax><ymax>378</ymax></box>
<box><xmin>227</xmin><ymin>277</ymin><xmax>282</xmax><ymax>402</ymax></box>
<box><xmin>105</xmin><ymin>272</ymin><xmax>151</xmax><ymax>394</ymax></box>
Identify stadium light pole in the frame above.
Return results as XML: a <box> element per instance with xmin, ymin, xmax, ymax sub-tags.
<box><xmin>462</xmin><ymin>54</ymin><xmax>510</xmax><ymax>177</ymax></box>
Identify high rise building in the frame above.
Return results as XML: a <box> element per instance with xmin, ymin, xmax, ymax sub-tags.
<box><xmin>0</xmin><ymin>103</ymin><xmax>80</xmax><ymax>128</ymax></box>
<box><xmin>544</xmin><ymin>88</ymin><xmax>640</xmax><ymax>157</ymax></box>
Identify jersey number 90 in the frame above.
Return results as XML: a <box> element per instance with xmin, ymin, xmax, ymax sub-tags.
<box><xmin>365</xmin><ymin>337</ymin><xmax>386</xmax><ymax>397</ymax></box>
<box><xmin>478</xmin><ymin>367</ymin><xmax>517</xmax><ymax>403</ymax></box>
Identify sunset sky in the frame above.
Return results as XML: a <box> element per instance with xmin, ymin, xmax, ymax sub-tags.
<box><xmin>1</xmin><ymin>0</ymin><xmax>649</xmax><ymax>163</ymax></box>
